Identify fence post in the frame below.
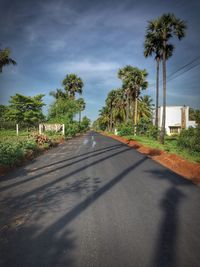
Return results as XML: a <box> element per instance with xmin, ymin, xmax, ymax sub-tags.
<box><xmin>39</xmin><ymin>124</ymin><xmax>42</xmax><ymax>134</ymax></box>
<box><xmin>16</xmin><ymin>124</ymin><xmax>19</xmax><ymax>136</ymax></box>
<box><xmin>62</xmin><ymin>124</ymin><xmax>65</xmax><ymax>136</ymax></box>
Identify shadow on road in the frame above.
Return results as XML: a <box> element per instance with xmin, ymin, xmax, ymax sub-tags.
<box><xmin>145</xmin><ymin>168</ymin><xmax>197</xmax><ymax>267</ymax></box>
<box><xmin>0</xmin><ymin>144</ymin><xmax>125</xmax><ymax>192</ymax></box>
<box><xmin>0</xmin><ymin>150</ymin><xmax>147</xmax><ymax>266</ymax></box>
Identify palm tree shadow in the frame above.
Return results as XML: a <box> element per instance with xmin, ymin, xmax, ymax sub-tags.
<box><xmin>144</xmin><ymin>168</ymin><xmax>197</xmax><ymax>267</ymax></box>
<box><xmin>152</xmin><ymin>187</ymin><xmax>186</xmax><ymax>267</ymax></box>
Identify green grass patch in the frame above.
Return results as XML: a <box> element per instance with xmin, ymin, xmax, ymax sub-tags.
<box><xmin>124</xmin><ymin>134</ymin><xmax>200</xmax><ymax>163</ymax></box>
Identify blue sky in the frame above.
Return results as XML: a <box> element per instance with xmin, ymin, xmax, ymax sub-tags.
<box><xmin>0</xmin><ymin>0</ymin><xmax>200</xmax><ymax>121</ymax></box>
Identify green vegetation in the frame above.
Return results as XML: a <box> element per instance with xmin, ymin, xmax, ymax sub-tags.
<box><xmin>0</xmin><ymin>47</ymin><xmax>17</xmax><ymax>73</ymax></box>
<box><xmin>0</xmin><ymin>71</ymin><xmax>90</xmax><ymax>168</ymax></box>
<box><xmin>125</xmin><ymin>134</ymin><xmax>200</xmax><ymax>163</ymax></box>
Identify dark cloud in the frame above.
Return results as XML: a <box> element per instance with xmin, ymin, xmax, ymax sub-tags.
<box><xmin>0</xmin><ymin>0</ymin><xmax>200</xmax><ymax>120</ymax></box>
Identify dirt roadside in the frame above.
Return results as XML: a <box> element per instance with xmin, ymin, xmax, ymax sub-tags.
<box><xmin>101</xmin><ymin>132</ymin><xmax>200</xmax><ymax>187</ymax></box>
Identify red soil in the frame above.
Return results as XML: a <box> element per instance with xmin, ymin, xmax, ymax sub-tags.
<box><xmin>101</xmin><ymin>133</ymin><xmax>200</xmax><ymax>186</ymax></box>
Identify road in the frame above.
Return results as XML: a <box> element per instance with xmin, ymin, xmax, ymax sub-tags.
<box><xmin>0</xmin><ymin>131</ymin><xmax>200</xmax><ymax>267</ymax></box>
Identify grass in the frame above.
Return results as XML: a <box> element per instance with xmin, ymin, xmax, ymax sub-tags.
<box><xmin>123</xmin><ymin>135</ymin><xmax>200</xmax><ymax>163</ymax></box>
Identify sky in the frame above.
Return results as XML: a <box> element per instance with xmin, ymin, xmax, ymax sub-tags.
<box><xmin>0</xmin><ymin>0</ymin><xmax>200</xmax><ymax>121</ymax></box>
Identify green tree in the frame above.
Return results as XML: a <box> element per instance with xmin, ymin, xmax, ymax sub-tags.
<box><xmin>0</xmin><ymin>47</ymin><xmax>17</xmax><ymax>73</ymax></box>
<box><xmin>149</xmin><ymin>13</ymin><xmax>186</xmax><ymax>143</ymax></box>
<box><xmin>7</xmin><ymin>94</ymin><xmax>45</xmax><ymax>128</ymax></box>
<box><xmin>0</xmin><ymin>105</ymin><xmax>9</xmax><ymax>121</ymax></box>
<box><xmin>81</xmin><ymin>116</ymin><xmax>90</xmax><ymax>131</ymax></box>
<box><xmin>48</xmin><ymin>97</ymin><xmax>79</xmax><ymax>123</ymax></box>
<box><xmin>62</xmin><ymin>74</ymin><xmax>84</xmax><ymax>99</ymax></box>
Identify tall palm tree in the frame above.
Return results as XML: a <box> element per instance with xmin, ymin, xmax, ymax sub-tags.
<box><xmin>149</xmin><ymin>13</ymin><xmax>186</xmax><ymax>144</ymax></box>
<box><xmin>118</xmin><ymin>66</ymin><xmax>133</xmax><ymax>122</ymax></box>
<box><xmin>0</xmin><ymin>47</ymin><xmax>17</xmax><ymax>72</ymax></box>
<box><xmin>77</xmin><ymin>98</ymin><xmax>85</xmax><ymax>124</ymax></box>
<box><xmin>144</xmin><ymin>28</ymin><xmax>173</xmax><ymax>129</ymax></box>
<box><xmin>62</xmin><ymin>74</ymin><xmax>84</xmax><ymax>99</ymax></box>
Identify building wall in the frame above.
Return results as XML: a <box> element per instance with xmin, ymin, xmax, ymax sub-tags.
<box><xmin>157</xmin><ymin>106</ymin><xmax>196</xmax><ymax>135</ymax></box>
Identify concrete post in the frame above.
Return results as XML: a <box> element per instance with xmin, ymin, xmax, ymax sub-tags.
<box><xmin>62</xmin><ymin>124</ymin><xmax>65</xmax><ymax>136</ymax></box>
<box><xmin>16</xmin><ymin>124</ymin><xmax>19</xmax><ymax>136</ymax></box>
<box><xmin>39</xmin><ymin>124</ymin><xmax>42</xmax><ymax>134</ymax></box>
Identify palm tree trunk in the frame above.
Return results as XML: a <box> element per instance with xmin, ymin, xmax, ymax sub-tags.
<box><xmin>126</xmin><ymin>90</ymin><xmax>129</xmax><ymax>122</ymax></box>
<box><xmin>79</xmin><ymin>111</ymin><xmax>81</xmax><ymax>125</ymax></box>
<box><xmin>155</xmin><ymin>57</ymin><xmax>160</xmax><ymax>128</ymax></box>
<box><xmin>160</xmin><ymin>39</ymin><xmax>167</xmax><ymax>144</ymax></box>
<box><xmin>134</xmin><ymin>92</ymin><xmax>138</xmax><ymax>135</ymax></box>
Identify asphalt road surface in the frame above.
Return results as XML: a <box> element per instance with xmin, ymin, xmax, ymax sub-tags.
<box><xmin>0</xmin><ymin>131</ymin><xmax>200</xmax><ymax>267</ymax></box>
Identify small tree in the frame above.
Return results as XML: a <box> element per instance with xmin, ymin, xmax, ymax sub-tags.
<box><xmin>7</xmin><ymin>93</ymin><xmax>45</xmax><ymax>128</ymax></box>
<box><xmin>81</xmin><ymin>116</ymin><xmax>90</xmax><ymax>131</ymax></box>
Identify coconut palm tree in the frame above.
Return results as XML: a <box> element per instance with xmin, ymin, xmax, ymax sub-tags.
<box><xmin>149</xmin><ymin>13</ymin><xmax>186</xmax><ymax>144</ymax></box>
<box><xmin>77</xmin><ymin>98</ymin><xmax>85</xmax><ymax>124</ymax></box>
<box><xmin>144</xmin><ymin>28</ymin><xmax>173</xmax><ymax>129</ymax></box>
<box><xmin>0</xmin><ymin>47</ymin><xmax>17</xmax><ymax>72</ymax></box>
<box><xmin>62</xmin><ymin>74</ymin><xmax>84</xmax><ymax>99</ymax></box>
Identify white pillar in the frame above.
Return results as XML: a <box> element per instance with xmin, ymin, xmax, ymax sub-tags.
<box><xmin>62</xmin><ymin>124</ymin><xmax>65</xmax><ymax>136</ymax></box>
<box><xmin>39</xmin><ymin>124</ymin><xmax>42</xmax><ymax>134</ymax></box>
<box><xmin>16</xmin><ymin>124</ymin><xmax>19</xmax><ymax>136</ymax></box>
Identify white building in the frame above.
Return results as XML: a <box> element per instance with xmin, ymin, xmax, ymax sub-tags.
<box><xmin>157</xmin><ymin>106</ymin><xmax>196</xmax><ymax>135</ymax></box>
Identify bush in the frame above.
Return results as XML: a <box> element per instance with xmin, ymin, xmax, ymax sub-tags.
<box><xmin>65</xmin><ymin>122</ymin><xmax>80</xmax><ymax>137</ymax></box>
<box><xmin>117</xmin><ymin>122</ymin><xmax>134</xmax><ymax>136</ymax></box>
<box><xmin>178</xmin><ymin>127</ymin><xmax>200</xmax><ymax>153</ymax></box>
<box><xmin>0</xmin><ymin>142</ymin><xmax>25</xmax><ymax>166</ymax></box>
<box><xmin>146</xmin><ymin>125</ymin><xmax>160</xmax><ymax>140</ymax></box>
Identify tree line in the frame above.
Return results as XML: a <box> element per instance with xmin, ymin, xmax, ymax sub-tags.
<box><xmin>94</xmin><ymin>13</ymin><xmax>188</xmax><ymax>144</ymax></box>
<box><xmin>0</xmin><ymin>73</ymin><xmax>90</xmax><ymax>134</ymax></box>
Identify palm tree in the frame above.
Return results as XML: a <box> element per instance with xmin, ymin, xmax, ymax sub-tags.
<box><xmin>106</xmin><ymin>90</ymin><xmax>118</xmax><ymax>132</ymax></box>
<box><xmin>50</xmin><ymin>88</ymin><xmax>68</xmax><ymax>99</ymax></box>
<box><xmin>77</xmin><ymin>98</ymin><xmax>85</xmax><ymax>124</ymax></box>
<box><xmin>149</xmin><ymin>13</ymin><xmax>186</xmax><ymax>144</ymax></box>
<box><xmin>98</xmin><ymin>106</ymin><xmax>110</xmax><ymax>131</ymax></box>
<box><xmin>118</xmin><ymin>66</ymin><xmax>133</xmax><ymax>122</ymax></box>
<box><xmin>0</xmin><ymin>47</ymin><xmax>17</xmax><ymax>72</ymax></box>
<box><xmin>112</xmin><ymin>89</ymin><xmax>126</xmax><ymax>125</ymax></box>
<box><xmin>144</xmin><ymin>27</ymin><xmax>173</xmax><ymax>129</ymax></box>
<box><xmin>62</xmin><ymin>74</ymin><xmax>84</xmax><ymax>99</ymax></box>
<box><xmin>118</xmin><ymin>66</ymin><xmax>148</xmax><ymax>131</ymax></box>
<box><xmin>138</xmin><ymin>95</ymin><xmax>154</xmax><ymax>121</ymax></box>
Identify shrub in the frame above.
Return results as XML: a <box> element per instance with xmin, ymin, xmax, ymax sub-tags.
<box><xmin>0</xmin><ymin>142</ymin><xmax>24</xmax><ymax>166</ymax></box>
<box><xmin>146</xmin><ymin>125</ymin><xmax>160</xmax><ymax>140</ymax></box>
<box><xmin>117</xmin><ymin>122</ymin><xmax>134</xmax><ymax>136</ymax></box>
<box><xmin>65</xmin><ymin>122</ymin><xmax>79</xmax><ymax>137</ymax></box>
<box><xmin>178</xmin><ymin>127</ymin><xmax>200</xmax><ymax>153</ymax></box>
